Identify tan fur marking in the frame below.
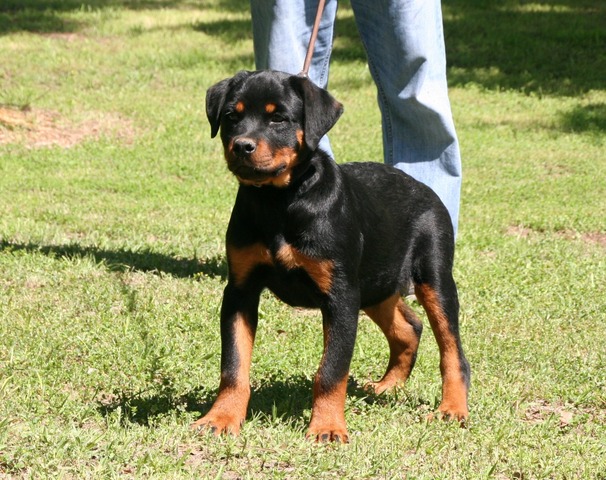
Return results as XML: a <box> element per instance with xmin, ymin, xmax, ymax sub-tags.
<box><xmin>269</xmin><ymin>146</ymin><xmax>299</xmax><ymax>186</ymax></box>
<box><xmin>307</xmin><ymin>374</ymin><xmax>349</xmax><ymax>442</ymax></box>
<box><xmin>276</xmin><ymin>244</ymin><xmax>334</xmax><ymax>294</ymax></box>
<box><xmin>415</xmin><ymin>284</ymin><xmax>469</xmax><ymax>420</ymax></box>
<box><xmin>227</xmin><ymin>243</ymin><xmax>273</xmax><ymax>287</ymax></box>
<box><xmin>252</xmin><ymin>139</ymin><xmax>273</xmax><ymax>162</ymax></box>
<box><xmin>363</xmin><ymin>294</ymin><xmax>421</xmax><ymax>393</ymax></box>
<box><xmin>232</xmin><ymin>312</ymin><xmax>255</xmax><ymax>380</ymax></box>
<box><xmin>239</xmin><ymin>145</ymin><xmax>299</xmax><ymax>187</ymax></box>
<box><xmin>265</xmin><ymin>103</ymin><xmax>276</xmax><ymax>113</ymax></box>
<box><xmin>228</xmin><ymin>133</ymin><xmax>303</xmax><ymax>188</ymax></box>
<box><xmin>235</xmin><ymin>101</ymin><xmax>245</xmax><ymax>113</ymax></box>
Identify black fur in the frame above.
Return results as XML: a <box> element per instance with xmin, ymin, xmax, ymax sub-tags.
<box><xmin>196</xmin><ymin>70</ymin><xmax>470</xmax><ymax>442</ymax></box>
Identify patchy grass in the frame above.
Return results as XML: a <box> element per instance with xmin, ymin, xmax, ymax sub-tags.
<box><xmin>0</xmin><ymin>105</ymin><xmax>136</xmax><ymax>148</ymax></box>
<box><xmin>1</xmin><ymin>0</ymin><xmax>605</xmax><ymax>478</ymax></box>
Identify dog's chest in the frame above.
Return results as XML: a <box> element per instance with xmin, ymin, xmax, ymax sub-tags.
<box><xmin>227</xmin><ymin>233</ymin><xmax>334</xmax><ymax>307</ymax></box>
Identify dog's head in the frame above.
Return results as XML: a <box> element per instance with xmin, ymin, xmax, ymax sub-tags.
<box><xmin>206</xmin><ymin>70</ymin><xmax>343</xmax><ymax>187</ymax></box>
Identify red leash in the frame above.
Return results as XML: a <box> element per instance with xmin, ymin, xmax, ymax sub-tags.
<box><xmin>299</xmin><ymin>0</ymin><xmax>327</xmax><ymax>77</ymax></box>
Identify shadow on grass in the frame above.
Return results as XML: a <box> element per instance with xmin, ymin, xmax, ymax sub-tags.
<box><xmin>0</xmin><ymin>0</ymin><xmax>245</xmax><ymax>13</ymax></box>
<box><xmin>0</xmin><ymin>0</ymin><xmax>248</xmax><ymax>35</ymax></box>
<box><xmin>559</xmin><ymin>103</ymin><xmax>606</xmax><ymax>134</ymax></box>
<box><xmin>97</xmin><ymin>375</ymin><xmax>375</xmax><ymax>428</ymax></box>
<box><xmin>331</xmin><ymin>0</ymin><xmax>605</xmax><ymax>96</ymax></box>
<box><xmin>442</xmin><ymin>0</ymin><xmax>606</xmax><ymax>95</ymax></box>
<box><xmin>2</xmin><ymin>0</ymin><xmax>604</xmax><ymax>96</ymax></box>
<box><xmin>0</xmin><ymin>240</ymin><xmax>227</xmax><ymax>280</ymax></box>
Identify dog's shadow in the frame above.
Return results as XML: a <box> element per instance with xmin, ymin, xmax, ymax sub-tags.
<box><xmin>96</xmin><ymin>375</ymin><xmax>376</xmax><ymax>428</ymax></box>
<box><xmin>0</xmin><ymin>239</ymin><xmax>227</xmax><ymax>280</ymax></box>
<box><xmin>0</xmin><ymin>239</ymin><xmax>416</xmax><ymax>427</ymax></box>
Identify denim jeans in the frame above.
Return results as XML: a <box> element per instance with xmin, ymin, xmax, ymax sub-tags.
<box><xmin>250</xmin><ymin>0</ymin><xmax>462</xmax><ymax>236</ymax></box>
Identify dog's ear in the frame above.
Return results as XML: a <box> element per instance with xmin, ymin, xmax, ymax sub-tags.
<box><xmin>290</xmin><ymin>75</ymin><xmax>344</xmax><ymax>151</ymax></box>
<box><xmin>206</xmin><ymin>71</ymin><xmax>252</xmax><ymax>138</ymax></box>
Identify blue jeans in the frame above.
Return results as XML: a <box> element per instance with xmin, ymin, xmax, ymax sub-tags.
<box><xmin>251</xmin><ymin>0</ymin><xmax>462</xmax><ymax>236</ymax></box>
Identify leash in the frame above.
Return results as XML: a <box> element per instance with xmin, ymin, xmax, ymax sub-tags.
<box><xmin>299</xmin><ymin>0</ymin><xmax>327</xmax><ymax>77</ymax></box>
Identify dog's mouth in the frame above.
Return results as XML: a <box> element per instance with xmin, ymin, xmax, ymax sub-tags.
<box><xmin>224</xmin><ymin>141</ymin><xmax>299</xmax><ymax>187</ymax></box>
<box><xmin>232</xmin><ymin>163</ymin><xmax>288</xmax><ymax>185</ymax></box>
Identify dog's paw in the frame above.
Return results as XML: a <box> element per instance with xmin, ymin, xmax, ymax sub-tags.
<box><xmin>427</xmin><ymin>403</ymin><xmax>469</xmax><ymax>427</ymax></box>
<box><xmin>364</xmin><ymin>379</ymin><xmax>401</xmax><ymax>395</ymax></box>
<box><xmin>191</xmin><ymin>413</ymin><xmax>244</xmax><ymax>437</ymax></box>
<box><xmin>306</xmin><ymin>421</ymin><xmax>349</xmax><ymax>444</ymax></box>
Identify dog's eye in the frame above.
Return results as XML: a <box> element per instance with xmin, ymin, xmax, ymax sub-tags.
<box><xmin>225</xmin><ymin>111</ymin><xmax>240</xmax><ymax>122</ymax></box>
<box><xmin>270</xmin><ymin>114</ymin><xmax>286</xmax><ymax>124</ymax></box>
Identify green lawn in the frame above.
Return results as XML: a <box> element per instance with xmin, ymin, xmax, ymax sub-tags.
<box><xmin>1</xmin><ymin>0</ymin><xmax>605</xmax><ymax>478</ymax></box>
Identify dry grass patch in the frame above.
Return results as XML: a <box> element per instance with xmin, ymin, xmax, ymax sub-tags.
<box><xmin>523</xmin><ymin>400</ymin><xmax>575</xmax><ymax>428</ymax></box>
<box><xmin>506</xmin><ymin>224</ymin><xmax>606</xmax><ymax>248</ymax></box>
<box><xmin>0</xmin><ymin>105</ymin><xmax>136</xmax><ymax>148</ymax></box>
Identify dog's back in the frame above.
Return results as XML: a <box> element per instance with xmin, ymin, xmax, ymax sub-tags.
<box><xmin>337</xmin><ymin>161</ymin><xmax>455</xmax><ymax>307</ymax></box>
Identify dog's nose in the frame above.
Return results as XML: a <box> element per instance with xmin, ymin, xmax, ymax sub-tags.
<box><xmin>233</xmin><ymin>138</ymin><xmax>257</xmax><ymax>156</ymax></box>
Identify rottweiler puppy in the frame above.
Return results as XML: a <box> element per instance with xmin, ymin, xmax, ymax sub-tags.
<box><xmin>194</xmin><ymin>70</ymin><xmax>470</xmax><ymax>443</ymax></box>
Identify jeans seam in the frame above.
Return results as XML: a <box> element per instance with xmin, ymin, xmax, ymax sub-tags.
<box><xmin>317</xmin><ymin>45</ymin><xmax>332</xmax><ymax>86</ymax></box>
<box><xmin>316</xmin><ymin>1</ymin><xmax>336</xmax><ymax>87</ymax></box>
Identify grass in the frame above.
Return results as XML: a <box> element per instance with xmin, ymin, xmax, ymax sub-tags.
<box><xmin>1</xmin><ymin>0</ymin><xmax>605</xmax><ymax>478</ymax></box>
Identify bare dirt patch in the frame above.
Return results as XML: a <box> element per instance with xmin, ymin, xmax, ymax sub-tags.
<box><xmin>522</xmin><ymin>399</ymin><xmax>606</xmax><ymax>434</ymax></box>
<box><xmin>506</xmin><ymin>224</ymin><xmax>606</xmax><ymax>248</ymax></box>
<box><xmin>568</xmin><ymin>231</ymin><xmax>606</xmax><ymax>247</ymax></box>
<box><xmin>506</xmin><ymin>225</ymin><xmax>534</xmax><ymax>239</ymax></box>
<box><xmin>523</xmin><ymin>400</ymin><xmax>575</xmax><ymax>428</ymax></box>
<box><xmin>41</xmin><ymin>32</ymin><xmax>86</xmax><ymax>42</ymax></box>
<box><xmin>0</xmin><ymin>105</ymin><xmax>136</xmax><ymax>148</ymax></box>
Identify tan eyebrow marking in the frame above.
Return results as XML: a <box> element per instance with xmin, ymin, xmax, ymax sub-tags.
<box><xmin>265</xmin><ymin>103</ymin><xmax>276</xmax><ymax>114</ymax></box>
<box><xmin>235</xmin><ymin>101</ymin><xmax>245</xmax><ymax>113</ymax></box>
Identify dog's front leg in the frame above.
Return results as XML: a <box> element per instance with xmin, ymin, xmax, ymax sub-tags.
<box><xmin>307</xmin><ymin>295</ymin><xmax>359</xmax><ymax>443</ymax></box>
<box><xmin>192</xmin><ymin>283</ymin><xmax>260</xmax><ymax>436</ymax></box>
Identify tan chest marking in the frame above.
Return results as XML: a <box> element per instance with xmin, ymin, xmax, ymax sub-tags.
<box><xmin>227</xmin><ymin>242</ymin><xmax>334</xmax><ymax>294</ymax></box>
<box><xmin>276</xmin><ymin>244</ymin><xmax>334</xmax><ymax>294</ymax></box>
<box><xmin>227</xmin><ymin>243</ymin><xmax>272</xmax><ymax>287</ymax></box>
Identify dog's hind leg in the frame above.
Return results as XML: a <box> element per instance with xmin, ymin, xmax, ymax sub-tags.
<box><xmin>414</xmin><ymin>277</ymin><xmax>470</xmax><ymax>423</ymax></box>
<box><xmin>363</xmin><ymin>294</ymin><xmax>423</xmax><ymax>394</ymax></box>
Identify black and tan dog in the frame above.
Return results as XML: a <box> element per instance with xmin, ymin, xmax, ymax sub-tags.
<box><xmin>193</xmin><ymin>70</ymin><xmax>470</xmax><ymax>443</ymax></box>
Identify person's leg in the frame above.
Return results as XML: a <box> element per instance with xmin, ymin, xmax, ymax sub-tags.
<box><xmin>350</xmin><ymin>0</ymin><xmax>462</xmax><ymax>235</ymax></box>
<box><xmin>251</xmin><ymin>0</ymin><xmax>337</xmax><ymax>85</ymax></box>
<box><xmin>250</xmin><ymin>0</ymin><xmax>338</xmax><ymax>157</ymax></box>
